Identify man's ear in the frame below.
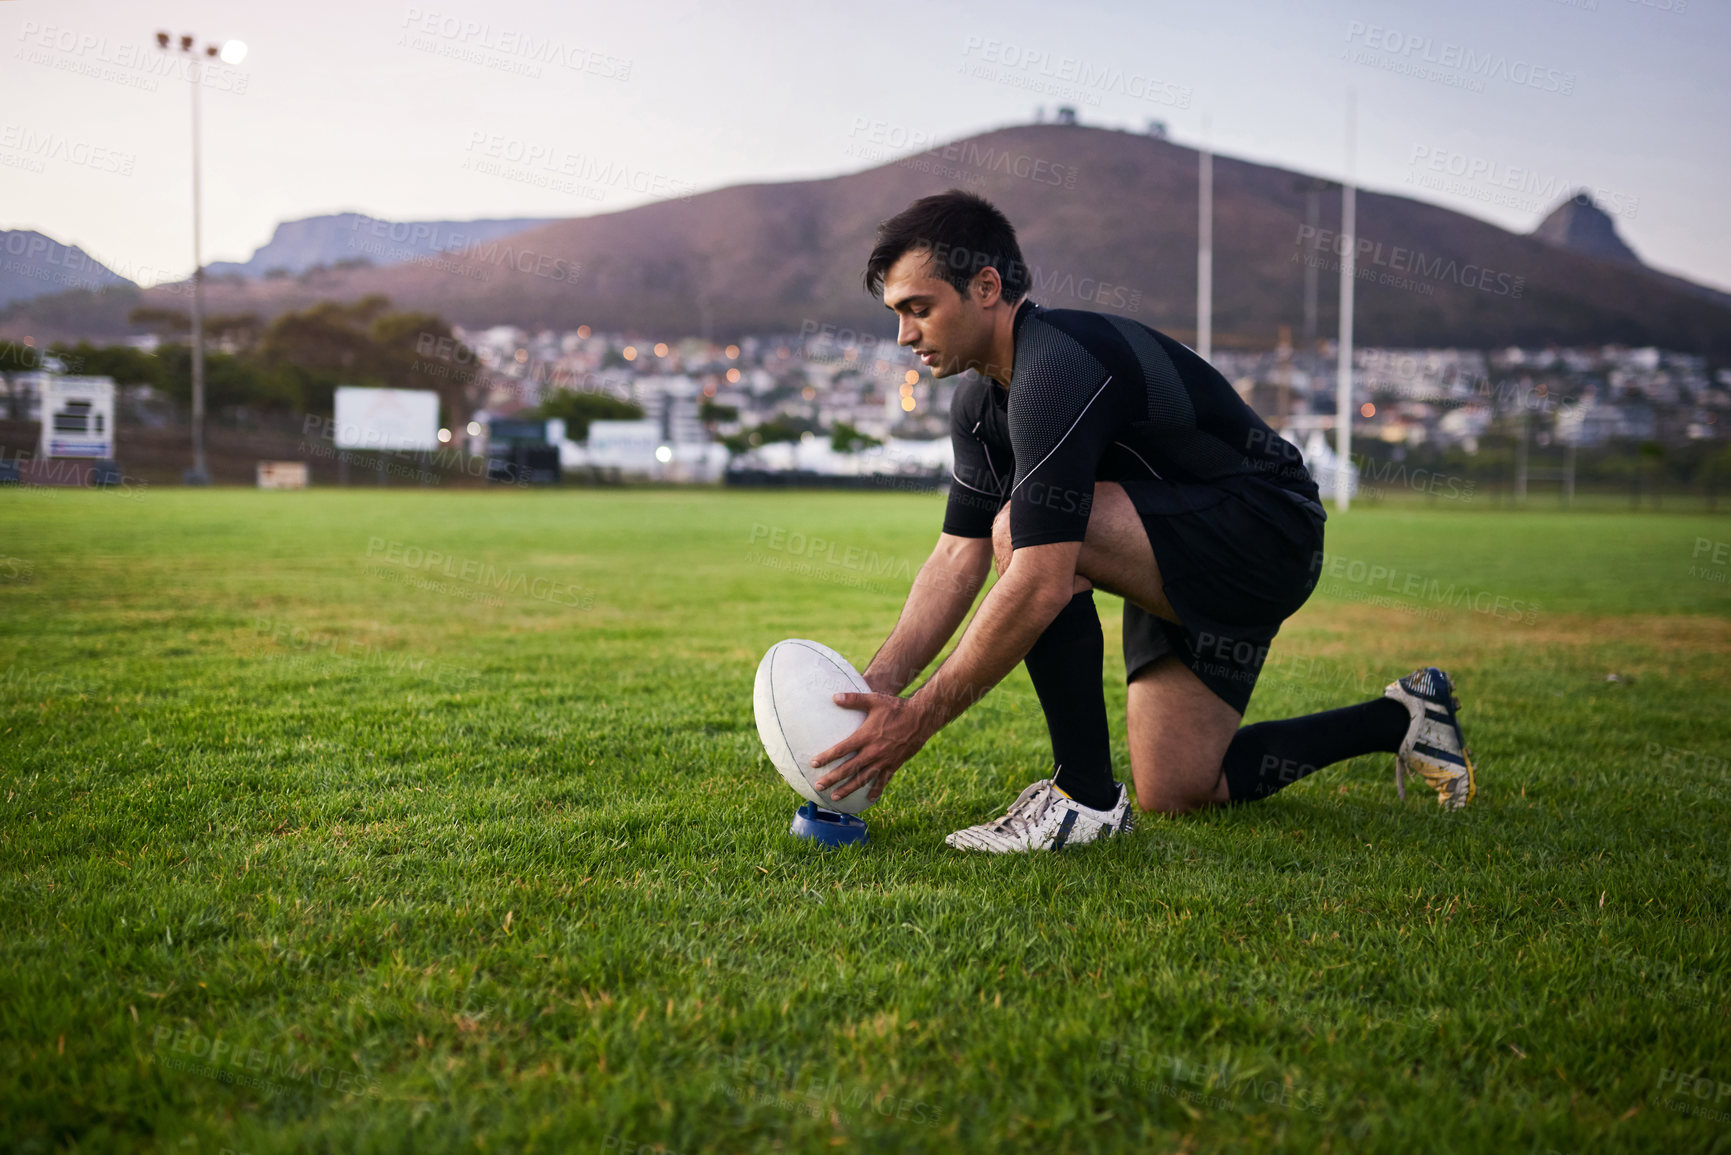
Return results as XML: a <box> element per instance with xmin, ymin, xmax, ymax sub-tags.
<box><xmin>973</xmin><ymin>265</ymin><xmax>1004</xmax><ymax>308</ymax></box>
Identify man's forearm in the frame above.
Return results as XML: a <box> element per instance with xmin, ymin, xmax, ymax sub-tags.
<box><xmin>864</xmin><ymin>541</ymin><xmax>991</xmax><ymax>695</ymax></box>
<box><xmin>908</xmin><ymin>563</ymin><xmax>1072</xmax><ymax>732</ymax></box>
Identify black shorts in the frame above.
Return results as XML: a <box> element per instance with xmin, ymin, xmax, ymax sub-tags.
<box><xmin>1119</xmin><ymin>476</ymin><xmax>1326</xmax><ymax>714</ymax></box>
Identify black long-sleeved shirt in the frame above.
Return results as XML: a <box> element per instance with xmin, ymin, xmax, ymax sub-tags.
<box><xmin>943</xmin><ymin>300</ymin><xmax>1321</xmax><ymax>548</ymax></box>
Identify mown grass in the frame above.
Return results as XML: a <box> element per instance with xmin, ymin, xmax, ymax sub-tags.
<box><xmin>2</xmin><ymin>486</ymin><xmax>1729</xmax><ymax>1155</ymax></box>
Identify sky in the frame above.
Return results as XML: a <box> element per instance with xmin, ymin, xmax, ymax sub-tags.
<box><xmin>2</xmin><ymin>0</ymin><xmax>1727</xmax><ymax>293</ymax></box>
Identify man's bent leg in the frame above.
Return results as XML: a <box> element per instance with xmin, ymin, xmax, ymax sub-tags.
<box><xmin>1104</xmin><ymin>480</ymin><xmax>1423</xmax><ymax>811</ymax></box>
<box><xmin>1219</xmin><ymin>700</ymin><xmax>1412</xmax><ymax>802</ymax></box>
<box><xmin>1126</xmin><ymin>658</ymin><xmax>1241</xmax><ymax>813</ymax></box>
<box><xmin>1075</xmin><ymin>482</ymin><xmax>1179</xmax><ymax>622</ymax></box>
<box><xmin>992</xmin><ymin>505</ymin><xmax>1118</xmax><ymax>811</ymax></box>
<box><xmin>1069</xmin><ymin>479</ymin><xmax>1237</xmax><ymax>813</ymax></box>
<box><xmin>994</xmin><ymin>480</ymin><xmax>1172</xmax><ymax>616</ymax></box>
<box><xmin>1129</xmin><ymin>660</ymin><xmax>1419</xmax><ymax>812</ymax></box>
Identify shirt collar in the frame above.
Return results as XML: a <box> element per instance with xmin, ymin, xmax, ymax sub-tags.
<box><xmin>989</xmin><ymin>298</ymin><xmax>1036</xmax><ymax>390</ymax></box>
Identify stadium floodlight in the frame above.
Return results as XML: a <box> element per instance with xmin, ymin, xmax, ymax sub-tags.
<box><xmin>155</xmin><ymin>29</ymin><xmax>246</xmax><ymax>485</ymax></box>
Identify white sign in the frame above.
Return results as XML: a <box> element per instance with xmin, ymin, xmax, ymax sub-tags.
<box><xmin>585</xmin><ymin>419</ymin><xmax>661</xmax><ymax>468</ymax></box>
<box><xmin>257</xmin><ymin>461</ymin><xmax>309</xmax><ymax>489</ymax></box>
<box><xmin>38</xmin><ymin>376</ymin><xmax>116</xmax><ymax>459</ymax></box>
<box><xmin>333</xmin><ymin>386</ymin><xmax>440</xmax><ymax>451</ymax></box>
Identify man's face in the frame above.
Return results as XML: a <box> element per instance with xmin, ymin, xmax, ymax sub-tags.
<box><xmin>881</xmin><ymin>249</ymin><xmax>997</xmax><ymax>380</ymax></box>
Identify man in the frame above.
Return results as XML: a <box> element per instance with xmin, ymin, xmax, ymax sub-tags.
<box><xmin>812</xmin><ymin>190</ymin><xmax>1476</xmax><ymax>852</ymax></box>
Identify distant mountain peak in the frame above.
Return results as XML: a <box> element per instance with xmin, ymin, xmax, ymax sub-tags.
<box><xmin>0</xmin><ymin>230</ymin><xmax>135</xmax><ymax>309</ymax></box>
<box><xmin>1532</xmin><ymin>192</ymin><xmax>1642</xmax><ymax>266</ymax></box>
<box><xmin>204</xmin><ymin>212</ymin><xmax>563</xmax><ymax>280</ymax></box>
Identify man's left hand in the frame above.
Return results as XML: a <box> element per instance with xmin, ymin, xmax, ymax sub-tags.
<box><xmin>810</xmin><ymin>692</ymin><xmax>935</xmax><ymax>804</ymax></box>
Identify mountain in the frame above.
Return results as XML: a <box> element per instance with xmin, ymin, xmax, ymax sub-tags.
<box><xmin>1531</xmin><ymin>193</ymin><xmax>1642</xmax><ymax>266</ymax></box>
<box><xmin>1529</xmin><ymin>194</ymin><xmax>1731</xmax><ymax>315</ymax></box>
<box><xmin>5</xmin><ymin>125</ymin><xmax>1730</xmax><ymax>356</ymax></box>
<box><xmin>0</xmin><ymin>230</ymin><xmax>136</xmax><ymax>308</ymax></box>
<box><xmin>204</xmin><ymin>212</ymin><xmax>562</xmax><ymax>279</ymax></box>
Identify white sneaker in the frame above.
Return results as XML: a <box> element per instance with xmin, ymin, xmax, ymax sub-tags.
<box><xmin>1384</xmin><ymin>666</ymin><xmax>1478</xmax><ymax>810</ymax></box>
<box><xmin>944</xmin><ymin>779</ymin><xmax>1134</xmax><ymax>853</ymax></box>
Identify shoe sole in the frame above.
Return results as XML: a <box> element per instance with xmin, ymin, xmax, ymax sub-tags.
<box><xmin>1435</xmin><ymin>671</ymin><xmax>1477</xmax><ymax>809</ymax></box>
<box><xmin>1398</xmin><ymin>669</ymin><xmax>1478</xmax><ymax>810</ymax></box>
<box><xmin>1455</xmin><ymin>747</ymin><xmax>1477</xmax><ymax>809</ymax></box>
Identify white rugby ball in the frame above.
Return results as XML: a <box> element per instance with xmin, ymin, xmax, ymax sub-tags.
<box><xmin>754</xmin><ymin>639</ymin><xmax>876</xmax><ymax>815</ymax></box>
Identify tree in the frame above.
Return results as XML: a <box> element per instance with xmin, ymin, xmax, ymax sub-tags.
<box><xmin>750</xmin><ymin>416</ymin><xmax>809</xmax><ymax>444</ymax></box>
<box><xmin>254</xmin><ymin>297</ymin><xmax>410</xmax><ymax>416</ymax></box>
<box><xmin>124</xmin><ymin>307</ymin><xmax>260</xmax><ymax>352</ymax></box>
<box><xmin>533</xmin><ymin>389</ymin><xmax>644</xmax><ymax>441</ymax></box>
<box><xmin>12</xmin><ymin>298</ymin><xmax>479</xmax><ymax>429</ymax></box>
<box><xmin>0</xmin><ymin>340</ymin><xmax>49</xmax><ymax>373</ymax></box>
<box><xmin>206</xmin><ymin>313</ymin><xmax>264</xmax><ymax>352</ymax></box>
<box><xmin>128</xmin><ymin>305</ymin><xmax>191</xmax><ymax>337</ymax></box>
<box><xmin>368</xmin><ymin>309</ymin><xmax>480</xmax><ymax>427</ymax></box>
<box><xmin>48</xmin><ymin>343</ymin><xmax>163</xmax><ymax>387</ymax></box>
<box><xmin>830</xmin><ymin>421</ymin><xmax>883</xmax><ymax>454</ymax></box>
<box><xmin>721</xmin><ymin>415</ymin><xmax>810</xmax><ymax>455</ymax></box>
<box><xmin>150</xmin><ymin>344</ymin><xmax>277</xmax><ymax>411</ymax></box>
<box><xmin>0</xmin><ymin>340</ymin><xmax>53</xmax><ymax>419</ymax></box>
<box><xmin>699</xmin><ymin>399</ymin><xmax>738</xmax><ymax>427</ymax></box>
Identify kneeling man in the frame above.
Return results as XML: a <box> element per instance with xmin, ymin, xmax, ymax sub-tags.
<box><xmin>814</xmin><ymin>191</ymin><xmax>1476</xmax><ymax>852</ymax></box>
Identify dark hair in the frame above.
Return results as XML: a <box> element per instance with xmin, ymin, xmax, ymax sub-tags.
<box><xmin>862</xmin><ymin>190</ymin><xmax>1029</xmax><ymax>303</ymax></box>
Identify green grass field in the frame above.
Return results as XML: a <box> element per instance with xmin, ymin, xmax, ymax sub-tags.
<box><xmin>3</xmin><ymin>487</ymin><xmax>1730</xmax><ymax>1154</ymax></box>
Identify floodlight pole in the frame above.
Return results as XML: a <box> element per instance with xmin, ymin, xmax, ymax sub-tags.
<box><xmin>158</xmin><ymin>32</ymin><xmax>218</xmax><ymax>485</ymax></box>
<box><xmin>1196</xmin><ymin>118</ymin><xmax>1213</xmax><ymax>361</ymax></box>
<box><xmin>1335</xmin><ymin>93</ymin><xmax>1356</xmax><ymax>512</ymax></box>
<box><xmin>189</xmin><ymin>53</ymin><xmax>208</xmax><ymax>485</ymax></box>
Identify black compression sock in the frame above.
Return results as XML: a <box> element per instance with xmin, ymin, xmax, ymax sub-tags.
<box><xmin>1220</xmin><ymin>697</ymin><xmax>1410</xmax><ymax>803</ymax></box>
<box><xmin>1023</xmin><ymin>589</ymin><xmax>1118</xmax><ymax>811</ymax></box>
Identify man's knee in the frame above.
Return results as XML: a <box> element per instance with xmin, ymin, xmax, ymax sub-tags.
<box><xmin>1134</xmin><ymin>782</ymin><xmax>1217</xmax><ymax>816</ymax></box>
<box><xmin>1132</xmin><ymin>756</ymin><xmax>1230</xmax><ymax>815</ymax></box>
